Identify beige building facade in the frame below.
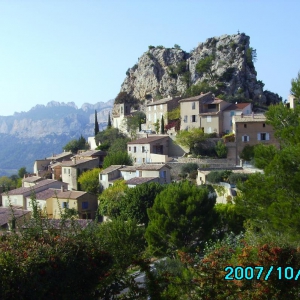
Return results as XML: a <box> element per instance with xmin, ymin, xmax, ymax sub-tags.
<box><xmin>179</xmin><ymin>92</ymin><xmax>231</xmax><ymax>134</ymax></box>
<box><xmin>232</xmin><ymin>114</ymin><xmax>279</xmax><ymax>164</ymax></box>
<box><xmin>145</xmin><ymin>96</ymin><xmax>181</xmax><ymax>132</ymax></box>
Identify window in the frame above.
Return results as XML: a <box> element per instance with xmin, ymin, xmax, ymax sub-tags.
<box><xmin>207</xmin><ymin>116</ymin><xmax>212</xmax><ymax>123</ymax></box>
<box><xmin>82</xmin><ymin>202</ymin><xmax>88</xmax><ymax>209</ymax></box>
<box><xmin>208</xmin><ymin>127</ymin><xmax>212</xmax><ymax>133</ymax></box>
<box><xmin>139</xmin><ymin>171</ymin><xmax>142</xmax><ymax>177</ymax></box>
<box><xmin>244</xmin><ymin>124</ymin><xmax>247</xmax><ymax>128</ymax></box>
<box><xmin>184</xmin><ymin>115</ymin><xmax>188</xmax><ymax>123</ymax></box>
<box><xmin>160</xmin><ymin>170</ymin><xmax>166</xmax><ymax>178</ymax></box>
<box><xmin>191</xmin><ymin>115</ymin><xmax>196</xmax><ymax>122</ymax></box>
<box><xmin>62</xmin><ymin>202</ymin><xmax>69</xmax><ymax>209</ymax></box>
<box><xmin>142</xmin><ymin>146</ymin><xmax>145</xmax><ymax>153</ymax></box>
<box><xmin>263</xmin><ymin>123</ymin><xmax>266</xmax><ymax>127</ymax></box>
<box><xmin>143</xmin><ymin>158</ymin><xmax>145</xmax><ymax>163</ymax></box>
<box><xmin>154</xmin><ymin>105</ymin><xmax>156</xmax><ymax>110</ymax></box>
<box><xmin>192</xmin><ymin>102</ymin><xmax>196</xmax><ymax>109</ymax></box>
<box><xmin>134</xmin><ymin>147</ymin><xmax>137</xmax><ymax>153</ymax></box>
<box><xmin>230</xmin><ymin>111</ymin><xmax>235</xmax><ymax>117</ymax></box>
<box><xmin>128</xmin><ymin>146</ymin><xmax>131</xmax><ymax>151</ymax></box>
<box><xmin>242</xmin><ymin>135</ymin><xmax>249</xmax><ymax>142</ymax></box>
<box><xmin>100</xmin><ymin>174</ymin><xmax>103</xmax><ymax>180</ymax></box>
<box><xmin>208</xmin><ymin>104</ymin><xmax>217</xmax><ymax>109</ymax></box>
<box><xmin>257</xmin><ymin>133</ymin><xmax>270</xmax><ymax>141</ymax></box>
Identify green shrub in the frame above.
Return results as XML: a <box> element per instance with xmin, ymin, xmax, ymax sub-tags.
<box><xmin>206</xmin><ymin>171</ymin><xmax>225</xmax><ymax>183</ymax></box>
<box><xmin>215</xmin><ymin>141</ymin><xmax>228</xmax><ymax>158</ymax></box>
<box><xmin>228</xmin><ymin>172</ymin><xmax>250</xmax><ymax>184</ymax></box>
<box><xmin>181</xmin><ymin>163</ymin><xmax>198</xmax><ymax>174</ymax></box>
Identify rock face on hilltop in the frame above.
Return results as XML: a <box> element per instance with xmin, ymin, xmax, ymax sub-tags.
<box><xmin>120</xmin><ymin>33</ymin><xmax>281</xmax><ymax>104</ymax></box>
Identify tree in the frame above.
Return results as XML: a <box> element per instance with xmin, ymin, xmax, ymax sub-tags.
<box><xmin>98</xmin><ymin>180</ymin><xmax>128</xmax><ymax>218</ymax></box>
<box><xmin>119</xmin><ymin>182</ymin><xmax>165</xmax><ymax>226</ymax></box>
<box><xmin>215</xmin><ymin>141</ymin><xmax>227</xmax><ymax>158</ymax></box>
<box><xmin>291</xmin><ymin>71</ymin><xmax>300</xmax><ymax>100</ymax></box>
<box><xmin>174</xmin><ymin>44</ymin><xmax>181</xmax><ymax>50</ymax></box>
<box><xmin>114</xmin><ymin>92</ymin><xmax>137</xmax><ymax>105</ymax></box>
<box><xmin>126</xmin><ymin>111</ymin><xmax>146</xmax><ymax>139</ymax></box>
<box><xmin>154</xmin><ymin>119</ymin><xmax>160</xmax><ymax>133</ymax></box>
<box><xmin>0</xmin><ymin>176</ymin><xmax>14</xmax><ymax>190</ymax></box>
<box><xmin>95</xmin><ymin>127</ymin><xmax>127</xmax><ymax>151</ymax></box>
<box><xmin>107</xmin><ymin>112</ymin><xmax>112</xmax><ymax>129</ymax></box>
<box><xmin>18</xmin><ymin>167</ymin><xmax>28</xmax><ymax>179</ymax></box>
<box><xmin>239</xmin><ymin>144</ymin><xmax>255</xmax><ymax>161</ymax></box>
<box><xmin>195</xmin><ymin>54</ymin><xmax>215</xmax><ymax>80</ymax></box>
<box><xmin>78</xmin><ymin>168</ymin><xmax>101</xmax><ymax>194</ymax></box>
<box><xmin>253</xmin><ymin>144</ymin><xmax>278</xmax><ymax>169</ymax></box>
<box><xmin>265</xmin><ymin>102</ymin><xmax>300</xmax><ymax>146</ymax></box>
<box><xmin>160</xmin><ymin>115</ymin><xmax>165</xmax><ymax>134</ymax></box>
<box><xmin>145</xmin><ymin>181</ymin><xmax>216</xmax><ymax>256</ymax></box>
<box><xmin>94</xmin><ymin>110</ymin><xmax>99</xmax><ymax>136</ymax></box>
<box><xmin>175</xmin><ymin>128</ymin><xmax>207</xmax><ymax>152</ymax></box>
<box><xmin>63</xmin><ymin>135</ymin><xmax>89</xmax><ymax>153</ymax></box>
<box><xmin>102</xmin><ymin>151</ymin><xmax>133</xmax><ymax>169</ymax></box>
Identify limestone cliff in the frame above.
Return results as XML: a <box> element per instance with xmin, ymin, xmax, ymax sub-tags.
<box><xmin>120</xmin><ymin>33</ymin><xmax>281</xmax><ymax>105</ymax></box>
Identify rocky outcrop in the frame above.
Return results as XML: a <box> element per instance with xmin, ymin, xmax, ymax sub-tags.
<box><xmin>120</xmin><ymin>33</ymin><xmax>281</xmax><ymax>105</ymax></box>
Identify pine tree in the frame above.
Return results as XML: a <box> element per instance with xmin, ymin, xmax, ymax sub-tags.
<box><xmin>94</xmin><ymin>110</ymin><xmax>99</xmax><ymax>136</ymax></box>
<box><xmin>161</xmin><ymin>115</ymin><xmax>165</xmax><ymax>134</ymax></box>
<box><xmin>107</xmin><ymin>112</ymin><xmax>112</xmax><ymax>128</ymax></box>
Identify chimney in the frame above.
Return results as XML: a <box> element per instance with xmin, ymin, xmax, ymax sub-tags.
<box><xmin>146</xmin><ymin>134</ymin><xmax>148</xmax><ymax>138</ymax></box>
<box><xmin>61</xmin><ymin>185</ymin><xmax>64</xmax><ymax>192</ymax></box>
<box><xmin>252</xmin><ymin>111</ymin><xmax>254</xmax><ymax>119</ymax></box>
<box><xmin>241</xmin><ymin>113</ymin><xmax>244</xmax><ymax>118</ymax></box>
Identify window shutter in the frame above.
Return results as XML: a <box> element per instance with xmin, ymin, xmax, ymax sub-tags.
<box><xmin>195</xmin><ymin>115</ymin><xmax>197</xmax><ymax>122</ymax></box>
<box><xmin>257</xmin><ymin>133</ymin><xmax>261</xmax><ymax>141</ymax></box>
<box><xmin>242</xmin><ymin>136</ymin><xmax>244</xmax><ymax>142</ymax></box>
<box><xmin>247</xmin><ymin>136</ymin><xmax>250</xmax><ymax>142</ymax></box>
<box><xmin>266</xmin><ymin>133</ymin><xmax>270</xmax><ymax>140</ymax></box>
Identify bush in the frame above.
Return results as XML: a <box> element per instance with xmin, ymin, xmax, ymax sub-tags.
<box><xmin>206</xmin><ymin>171</ymin><xmax>225</xmax><ymax>183</ymax></box>
<box><xmin>181</xmin><ymin>163</ymin><xmax>198</xmax><ymax>174</ymax></box>
<box><xmin>228</xmin><ymin>172</ymin><xmax>250</xmax><ymax>184</ymax></box>
<box><xmin>215</xmin><ymin>141</ymin><xmax>228</xmax><ymax>158</ymax></box>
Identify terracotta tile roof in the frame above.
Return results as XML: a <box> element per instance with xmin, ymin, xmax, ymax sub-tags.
<box><xmin>47</xmin><ymin>152</ymin><xmax>73</xmax><ymax>160</ymax></box>
<box><xmin>74</xmin><ymin>150</ymin><xmax>106</xmax><ymax>157</ymax></box>
<box><xmin>128</xmin><ymin>136</ymin><xmax>168</xmax><ymax>145</ymax></box>
<box><xmin>60</xmin><ymin>158</ymin><xmax>98</xmax><ymax>167</ymax></box>
<box><xmin>0</xmin><ymin>207</ymin><xmax>31</xmax><ymax>227</ymax></box>
<box><xmin>54</xmin><ymin>191</ymin><xmax>87</xmax><ymax>200</ymax></box>
<box><xmin>223</xmin><ymin>103</ymin><xmax>251</xmax><ymax>111</ymax></box>
<box><xmin>30</xmin><ymin>188</ymin><xmax>61</xmax><ymax>200</ymax></box>
<box><xmin>233</xmin><ymin>114</ymin><xmax>266</xmax><ymax>123</ymax></box>
<box><xmin>22</xmin><ymin>176</ymin><xmax>42</xmax><ymax>183</ymax></box>
<box><xmin>126</xmin><ymin>177</ymin><xmax>158</xmax><ymax>185</ymax></box>
<box><xmin>120</xmin><ymin>166</ymin><xmax>137</xmax><ymax>172</ymax></box>
<box><xmin>2</xmin><ymin>179</ymin><xmax>59</xmax><ymax>196</ymax></box>
<box><xmin>100</xmin><ymin>165</ymin><xmax>123</xmax><ymax>175</ymax></box>
<box><xmin>136</xmin><ymin>164</ymin><xmax>171</xmax><ymax>171</ymax></box>
<box><xmin>147</xmin><ymin>96</ymin><xmax>181</xmax><ymax>106</ymax></box>
<box><xmin>178</xmin><ymin>92</ymin><xmax>212</xmax><ymax>103</ymax></box>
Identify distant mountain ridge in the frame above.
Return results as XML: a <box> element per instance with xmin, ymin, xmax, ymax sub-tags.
<box><xmin>0</xmin><ymin>100</ymin><xmax>114</xmax><ymax>175</ymax></box>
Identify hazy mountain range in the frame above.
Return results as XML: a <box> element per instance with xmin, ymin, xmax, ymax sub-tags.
<box><xmin>0</xmin><ymin>100</ymin><xmax>113</xmax><ymax>176</ymax></box>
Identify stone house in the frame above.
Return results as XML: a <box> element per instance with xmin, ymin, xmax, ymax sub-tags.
<box><xmin>46</xmin><ymin>191</ymin><xmax>98</xmax><ymax>219</ymax></box>
<box><xmin>127</xmin><ymin>135</ymin><xmax>172</xmax><ymax>164</ymax></box>
<box><xmin>73</xmin><ymin>150</ymin><xmax>107</xmax><ymax>168</ymax></box>
<box><xmin>179</xmin><ymin>92</ymin><xmax>231</xmax><ymax>134</ymax></box>
<box><xmin>99</xmin><ymin>164</ymin><xmax>171</xmax><ymax>190</ymax></box>
<box><xmin>22</xmin><ymin>176</ymin><xmax>44</xmax><ymax>187</ymax></box>
<box><xmin>1</xmin><ymin>179</ymin><xmax>67</xmax><ymax>210</ymax></box>
<box><xmin>222</xmin><ymin>103</ymin><xmax>252</xmax><ymax>134</ymax></box>
<box><xmin>145</xmin><ymin>96</ymin><xmax>181</xmax><ymax>131</ymax></box>
<box><xmin>25</xmin><ymin>188</ymin><xmax>61</xmax><ymax>213</ymax></box>
<box><xmin>61</xmin><ymin>158</ymin><xmax>99</xmax><ymax>191</ymax></box>
<box><xmin>232</xmin><ymin>114</ymin><xmax>279</xmax><ymax>164</ymax></box>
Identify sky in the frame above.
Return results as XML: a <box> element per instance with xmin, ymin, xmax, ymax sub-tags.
<box><xmin>0</xmin><ymin>0</ymin><xmax>299</xmax><ymax>116</ymax></box>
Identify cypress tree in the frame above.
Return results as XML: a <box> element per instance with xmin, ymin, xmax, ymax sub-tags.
<box><xmin>94</xmin><ymin>110</ymin><xmax>99</xmax><ymax>136</ymax></box>
<box><xmin>107</xmin><ymin>112</ymin><xmax>112</xmax><ymax>128</ymax></box>
<box><xmin>161</xmin><ymin>115</ymin><xmax>165</xmax><ymax>134</ymax></box>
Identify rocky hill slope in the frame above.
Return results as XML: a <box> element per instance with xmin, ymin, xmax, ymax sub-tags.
<box><xmin>0</xmin><ymin>100</ymin><xmax>113</xmax><ymax>175</ymax></box>
<box><xmin>120</xmin><ymin>33</ymin><xmax>281</xmax><ymax>105</ymax></box>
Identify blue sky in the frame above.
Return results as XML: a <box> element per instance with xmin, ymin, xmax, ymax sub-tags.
<box><xmin>0</xmin><ymin>0</ymin><xmax>299</xmax><ymax>116</ymax></box>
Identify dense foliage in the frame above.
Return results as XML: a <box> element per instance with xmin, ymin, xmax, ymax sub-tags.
<box><xmin>78</xmin><ymin>168</ymin><xmax>102</xmax><ymax>194</ymax></box>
